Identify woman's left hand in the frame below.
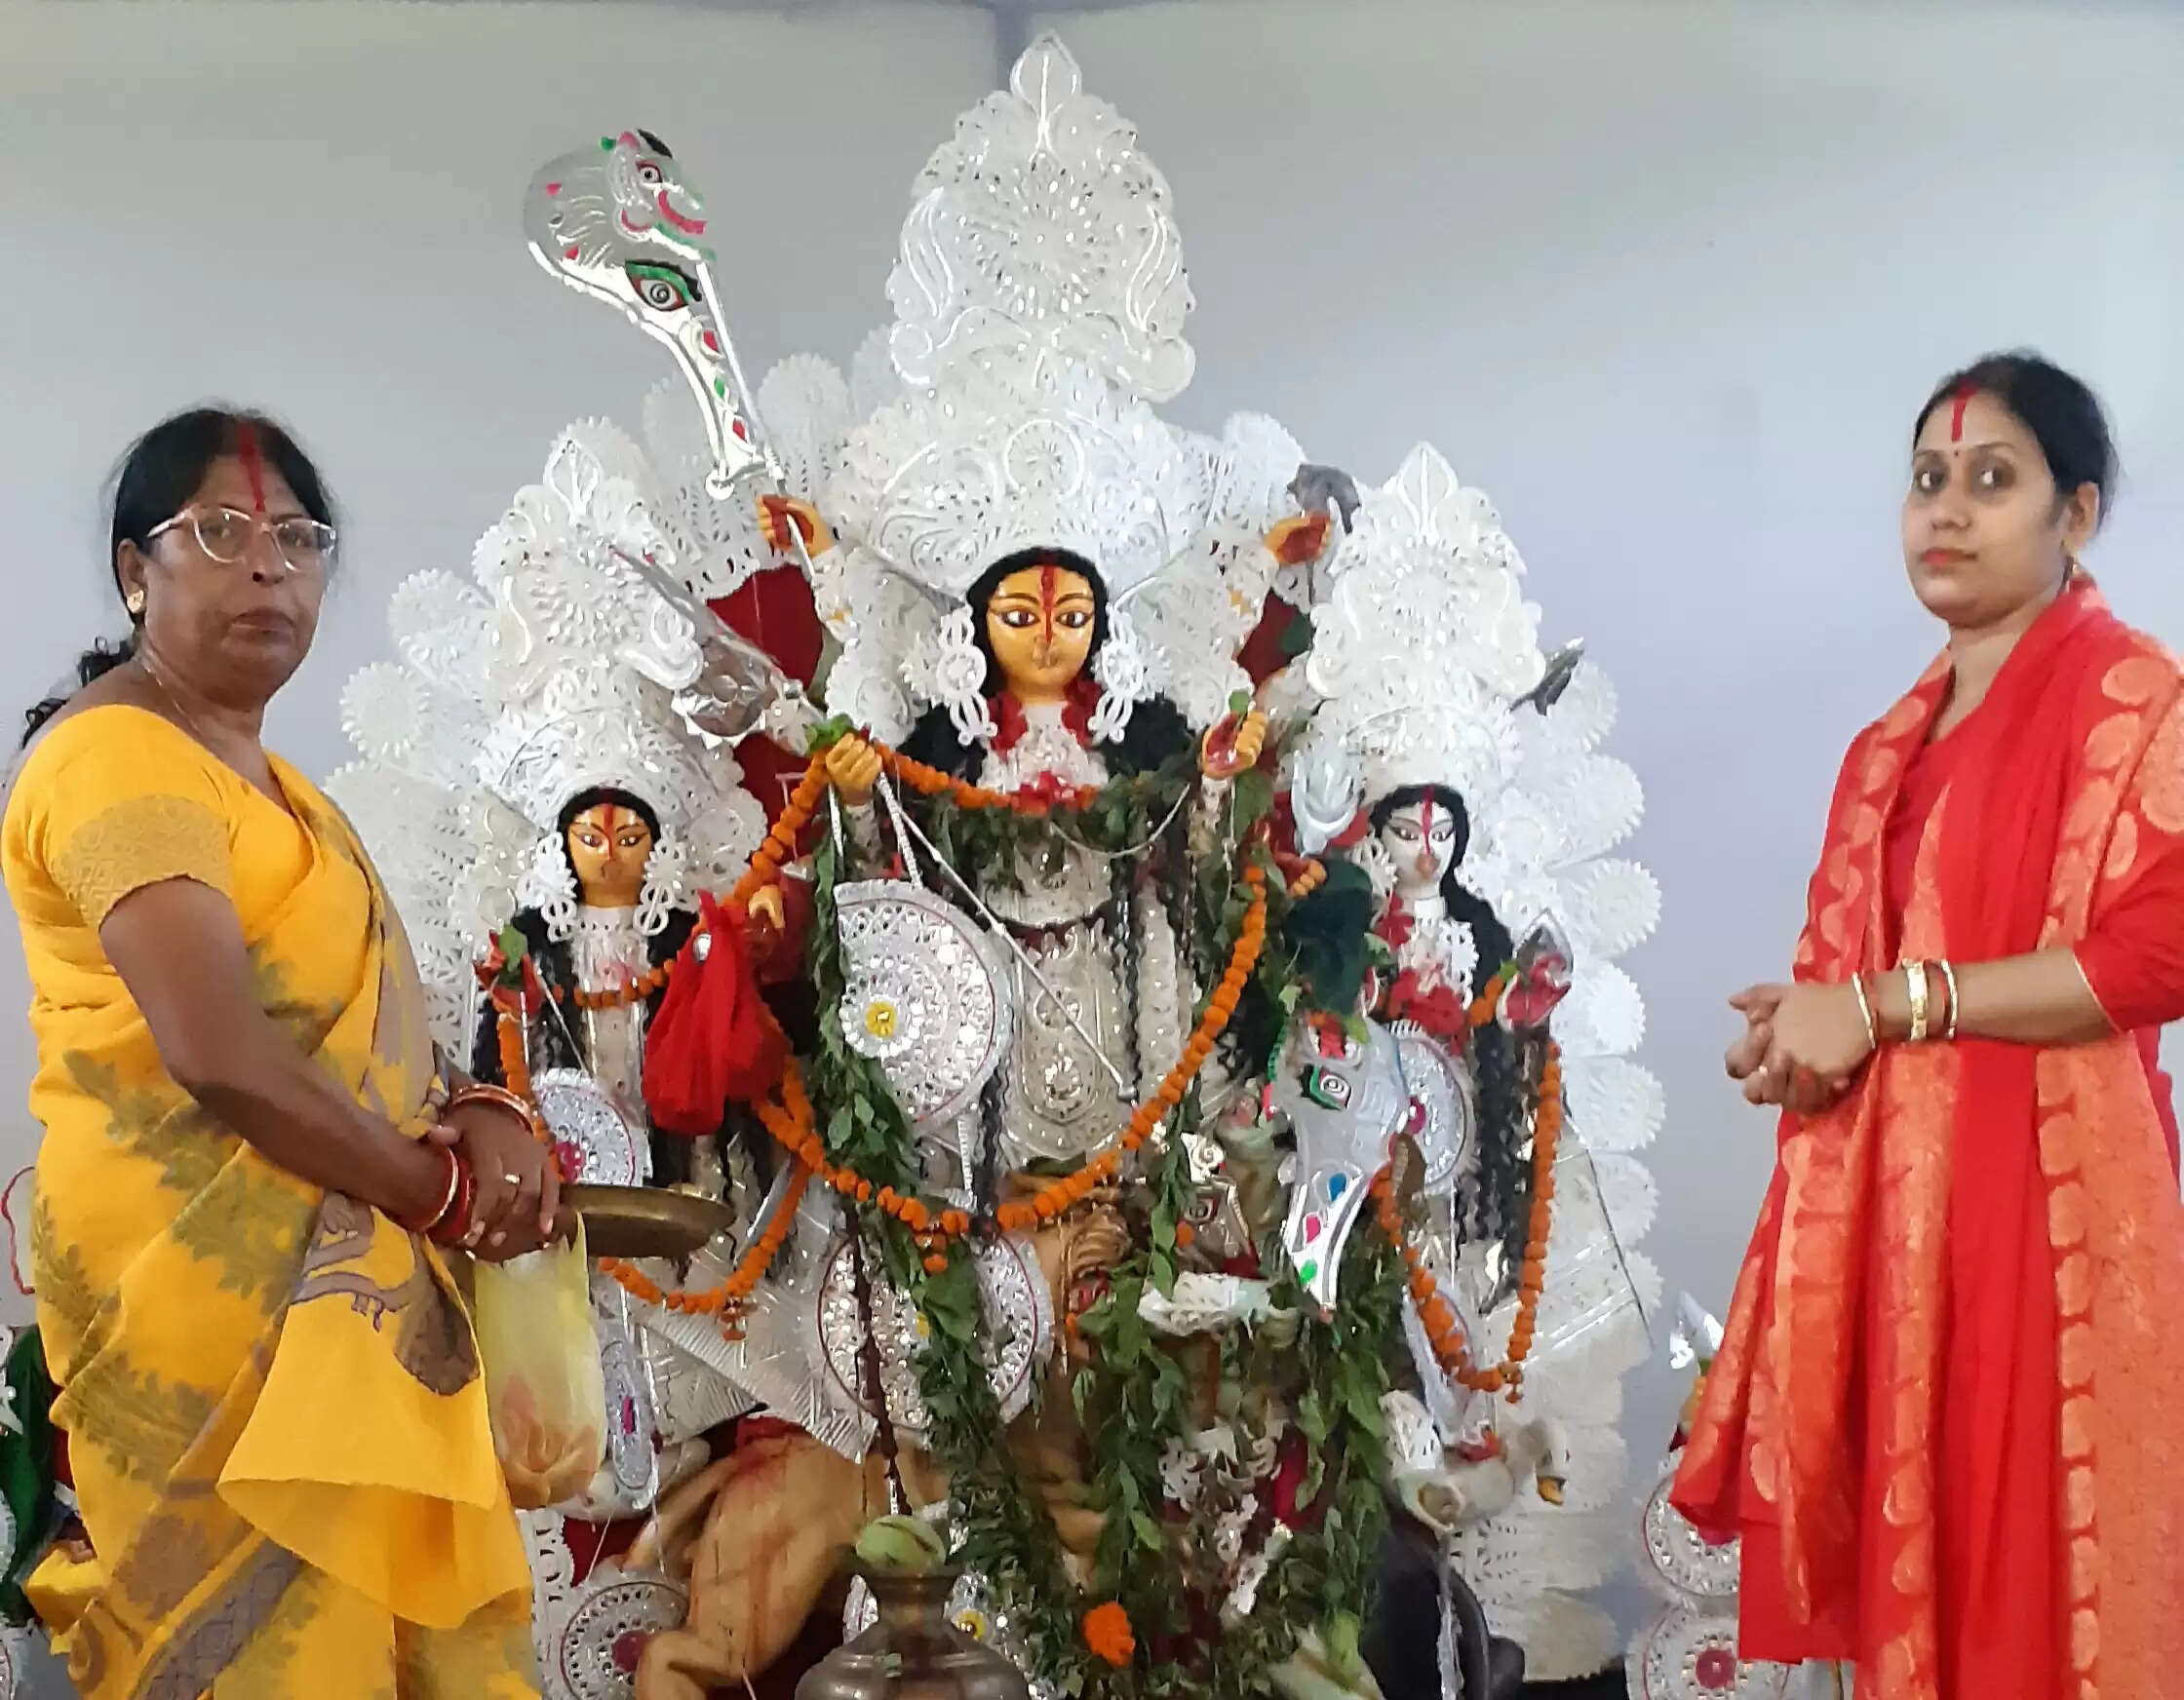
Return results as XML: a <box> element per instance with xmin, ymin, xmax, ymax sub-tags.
<box><xmin>1730</xmin><ymin>982</ymin><xmax>1871</xmax><ymax>1112</ymax></box>
<box><xmin>444</xmin><ymin>1101</ymin><xmax>561</xmax><ymax>1259</ymax></box>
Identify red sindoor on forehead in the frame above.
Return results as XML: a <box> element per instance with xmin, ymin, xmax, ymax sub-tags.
<box><xmin>1948</xmin><ymin>383</ymin><xmax>1976</xmax><ymax>444</ymax></box>
<box><xmin>236</xmin><ymin>421</ymin><xmax>268</xmax><ymax>514</ymax></box>
<box><xmin>1038</xmin><ymin>561</ymin><xmax>1060</xmax><ymax>640</ymax></box>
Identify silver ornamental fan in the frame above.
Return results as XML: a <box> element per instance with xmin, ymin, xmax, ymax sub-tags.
<box><xmin>835</xmin><ymin>880</ymin><xmax>1014</xmax><ymax>1132</ymax></box>
<box><xmin>813</xmin><ymin>1232</ymin><xmax>1051</xmax><ymax>1443</ymax></box>
<box><xmin>1628</xmin><ymin>1600</ymin><xmax>1792</xmax><ymax>1699</ymax></box>
<box><xmin>531</xmin><ymin>1067</ymin><xmax>647</xmax><ymax>1188</ymax></box>
<box><xmin>1388</xmin><ymin>1021</ymin><xmax>1479</xmax><ymax>1193</ymax></box>
<box><xmin>1639</xmin><ymin>1451</ymin><xmax>1740</xmax><ymax>1603</ymax></box>
<box><xmin>554</xmin><ymin>1570</ymin><xmax>689</xmax><ymax>1700</ymax></box>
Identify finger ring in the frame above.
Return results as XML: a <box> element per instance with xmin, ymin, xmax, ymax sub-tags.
<box><xmin>501</xmin><ymin>1173</ymin><xmax>524</xmax><ymax>1186</ymax></box>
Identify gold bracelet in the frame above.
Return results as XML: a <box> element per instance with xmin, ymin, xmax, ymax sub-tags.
<box><xmin>446</xmin><ymin>1081</ymin><xmax>550</xmax><ymax>1145</ymax></box>
<box><xmin>1938</xmin><ymin>958</ymin><xmax>1961</xmax><ymax>1041</ymax></box>
<box><xmin>1905</xmin><ymin>961</ymin><xmax>1930</xmax><ymax>1044</ymax></box>
<box><xmin>1850</xmin><ymin>974</ymin><xmax>1879</xmax><ymax>1053</ymax></box>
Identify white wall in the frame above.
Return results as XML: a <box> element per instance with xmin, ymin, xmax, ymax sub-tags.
<box><xmin>1038</xmin><ymin>0</ymin><xmax>2184</xmax><ymax>1602</ymax></box>
<box><xmin>0</xmin><ymin>0</ymin><xmax>994</xmax><ymax>1326</ymax></box>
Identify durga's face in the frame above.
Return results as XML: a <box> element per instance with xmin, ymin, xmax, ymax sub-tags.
<box><xmin>984</xmin><ymin>561</ymin><xmax>1097</xmax><ymax>705</ymax></box>
<box><xmin>566</xmin><ymin>802</ymin><xmax>654</xmax><ymax>908</ymax></box>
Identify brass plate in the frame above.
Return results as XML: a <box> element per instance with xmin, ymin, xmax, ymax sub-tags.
<box><xmin>568</xmin><ymin>1184</ymin><xmax>735</xmax><ymax>1260</ymax></box>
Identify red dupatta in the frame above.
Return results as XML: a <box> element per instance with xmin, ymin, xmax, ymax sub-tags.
<box><xmin>1672</xmin><ymin>582</ymin><xmax>2184</xmax><ymax>1700</ymax></box>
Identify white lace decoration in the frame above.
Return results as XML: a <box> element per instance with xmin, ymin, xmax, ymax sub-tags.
<box><xmin>1088</xmin><ymin>605</ymin><xmax>1150</xmax><ymax>743</ymax></box>
<box><xmin>634</xmin><ymin>828</ymin><xmax>687</xmax><ymax>938</ymax></box>
<box><xmin>981</xmin><ymin>703</ymin><xmax>1108</xmax><ymax>798</ymax></box>
<box><xmin>911</xmin><ymin>603</ymin><xmax>997</xmax><ymax>746</ymax></box>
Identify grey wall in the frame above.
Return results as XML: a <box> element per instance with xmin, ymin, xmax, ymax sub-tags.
<box><xmin>8</xmin><ymin>0</ymin><xmax>2184</xmax><ymax>1681</ymax></box>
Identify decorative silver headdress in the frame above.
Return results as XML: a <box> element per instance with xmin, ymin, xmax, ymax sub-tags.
<box><xmin>328</xmin><ymin>424</ymin><xmax>769</xmax><ymax>1044</ymax></box>
<box><xmin>803</xmin><ymin>35</ymin><xmax>1306</xmax><ymax>744</ymax></box>
<box><xmin>1288</xmin><ymin>442</ymin><xmax>1546</xmax><ymax>839</ymax></box>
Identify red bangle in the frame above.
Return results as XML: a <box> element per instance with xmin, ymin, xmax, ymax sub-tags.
<box><xmin>397</xmin><ymin>1145</ymin><xmax>462</xmax><ymax>1235</ymax></box>
<box><xmin>447</xmin><ymin>1082</ymin><xmax>550</xmax><ymax>1145</ymax></box>
<box><xmin>428</xmin><ymin>1156</ymin><xmax>477</xmax><ymax>1247</ymax></box>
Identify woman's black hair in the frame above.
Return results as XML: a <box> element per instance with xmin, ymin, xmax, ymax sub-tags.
<box><xmin>21</xmin><ymin>407</ymin><xmax>337</xmax><ymax>745</ymax></box>
<box><xmin>897</xmin><ymin>547</ymin><xmax>1193</xmax><ymax>780</ymax></box>
<box><xmin>1368</xmin><ymin>784</ymin><xmax>1525</xmax><ymax>1248</ymax></box>
<box><xmin>1915</xmin><ymin>351</ymin><xmax>2119</xmax><ymax>524</ymax></box>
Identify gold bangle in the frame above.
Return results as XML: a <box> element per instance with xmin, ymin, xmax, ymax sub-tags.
<box><xmin>1905</xmin><ymin>961</ymin><xmax>1930</xmax><ymax>1044</ymax></box>
<box><xmin>1850</xmin><ymin>974</ymin><xmax>1879</xmax><ymax>1053</ymax></box>
<box><xmin>446</xmin><ymin>1081</ymin><xmax>549</xmax><ymax>1145</ymax></box>
<box><xmin>1938</xmin><ymin>959</ymin><xmax>1961</xmax><ymax>1041</ymax></box>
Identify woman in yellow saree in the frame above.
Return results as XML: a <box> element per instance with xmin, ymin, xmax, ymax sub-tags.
<box><xmin>4</xmin><ymin>409</ymin><xmax>561</xmax><ymax>1697</ymax></box>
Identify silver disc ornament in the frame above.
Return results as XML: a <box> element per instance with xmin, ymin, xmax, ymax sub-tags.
<box><xmin>835</xmin><ymin>881</ymin><xmax>1013</xmax><ymax>1133</ymax></box>
<box><xmin>1388</xmin><ymin>1021</ymin><xmax>1477</xmax><ymax>1193</ymax></box>
<box><xmin>815</xmin><ymin>1231</ymin><xmax>1051</xmax><ymax>1442</ymax></box>
<box><xmin>556</xmin><ymin>1572</ymin><xmax>688</xmax><ymax>1700</ymax></box>
<box><xmin>532</xmin><ymin>1067</ymin><xmax>646</xmax><ymax>1188</ymax></box>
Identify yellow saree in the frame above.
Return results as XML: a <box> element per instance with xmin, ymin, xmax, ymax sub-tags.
<box><xmin>2</xmin><ymin>705</ymin><xmax>536</xmax><ymax>1698</ymax></box>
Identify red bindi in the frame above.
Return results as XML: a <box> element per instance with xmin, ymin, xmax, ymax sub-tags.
<box><xmin>1948</xmin><ymin>383</ymin><xmax>1975</xmax><ymax>444</ymax></box>
<box><xmin>236</xmin><ymin>421</ymin><xmax>268</xmax><ymax>514</ymax></box>
<box><xmin>1418</xmin><ymin>793</ymin><xmax>1435</xmax><ymax>835</ymax></box>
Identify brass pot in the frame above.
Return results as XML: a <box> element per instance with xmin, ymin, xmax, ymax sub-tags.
<box><xmin>796</xmin><ymin>1570</ymin><xmax>1032</xmax><ymax>1700</ymax></box>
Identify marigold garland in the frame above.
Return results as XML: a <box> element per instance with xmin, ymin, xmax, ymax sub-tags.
<box><xmin>600</xmin><ymin>1158</ymin><xmax>811</xmax><ymax>1325</ymax></box>
<box><xmin>564</xmin><ymin>958</ymin><xmax>673</xmax><ymax>1011</ymax></box>
<box><xmin>1372</xmin><ymin>1040</ymin><xmax>1562</xmax><ymax>1395</ymax></box>
<box><xmin>493</xmin><ymin>1010</ymin><xmax>531</xmax><ymax>1101</ymax></box>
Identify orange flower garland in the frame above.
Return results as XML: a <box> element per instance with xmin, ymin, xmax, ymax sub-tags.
<box><xmin>1372</xmin><ymin>1040</ymin><xmax>1563</xmax><ymax>1395</ymax></box>
<box><xmin>494</xmin><ymin>1009</ymin><xmax>532</xmax><ymax>1101</ymax></box>
<box><xmin>600</xmin><ymin>1158</ymin><xmax>811</xmax><ymax>1326</ymax></box>
<box><xmin>566</xmin><ymin>957</ymin><xmax>673</xmax><ymax>1011</ymax></box>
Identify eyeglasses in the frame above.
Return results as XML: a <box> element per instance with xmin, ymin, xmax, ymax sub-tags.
<box><xmin>144</xmin><ymin>505</ymin><xmax>337</xmax><ymax>575</ymax></box>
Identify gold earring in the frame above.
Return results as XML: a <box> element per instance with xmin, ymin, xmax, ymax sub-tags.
<box><xmin>125</xmin><ymin>589</ymin><xmax>145</xmax><ymax>616</ymax></box>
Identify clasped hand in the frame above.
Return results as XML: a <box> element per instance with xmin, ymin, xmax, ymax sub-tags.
<box><xmin>1724</xmin><ymin>981</ymin><xmax>1874</xmax><ymax>1115</ymax></box>
<box><xmin>429</xmin><ymin>1100</ymin><xmax>569</xmax><ymax>1261</ymax></box>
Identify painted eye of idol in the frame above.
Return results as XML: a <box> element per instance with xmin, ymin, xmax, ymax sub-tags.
<box><xmin>993</xmin><ymin>603</ymin><xmax>1094</xmax><ymax>631</ymax></box>
<box><xmin>625</xmin><ymin>260</ymin><xmax>696</xmax><ymax>312</ymax></box>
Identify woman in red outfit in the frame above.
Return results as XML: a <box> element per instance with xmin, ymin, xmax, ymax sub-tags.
<box><xmin>1674</xmin><ymin>353</ymin><xmax>2184</xmax><ymax>1700</ymax></box>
